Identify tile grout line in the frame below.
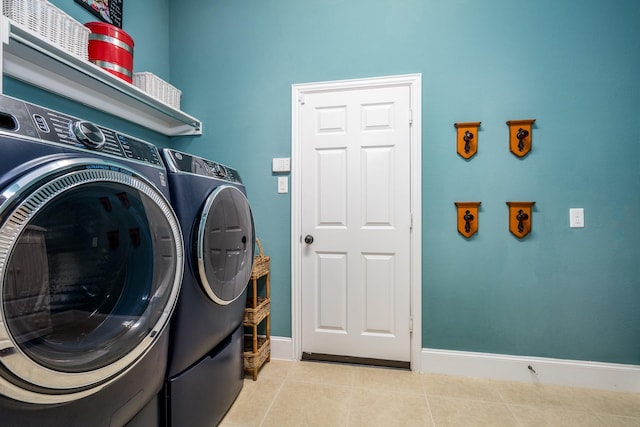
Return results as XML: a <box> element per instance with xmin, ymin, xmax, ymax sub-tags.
<box><xmin>256</xmin><ymin>369</ymin><xmax>291</xmax><ymax>427</ymax></box>
<box><xmin>345</xmin><ymin>366</ymin><xmax>359</xmax><ymax>426</ymax></box>
<box><xmin>423</xmin><ymin>389</ymin><xmax>437</xmax><ymax>427</ymax></box>
<box><xmin>494</xmin><ymin>386</ymin><xmax>525</xmax><ymax>427</ymax></box>
<box><xmin>345</xmin><ymin>376</ymin><xmax>355</xmax><ymax>426</ymax></box>
<box><xmin>503</xmin><ymin>403</ymin><xmax>525</xmax><ymax>427</ymax></box>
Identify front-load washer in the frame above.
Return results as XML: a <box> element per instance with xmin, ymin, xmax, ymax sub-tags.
<box><xmin>161</xmin><ymin>148</ymin><xmax>254</xmax><ymax>427</ymax></box>
<box><xmin>0</xmin><ymin>95</ymin><xmax>183</xmax><ymax>426</ymax></box>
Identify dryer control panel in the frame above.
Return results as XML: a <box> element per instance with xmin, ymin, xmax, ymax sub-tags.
<box><xmin>0</xmin><ymin>95</ymin><xmax>163</xmax><ymax>168</ymax></box>
<box><xmin>163</xmin><ymin>149</ymin><xmax>242</xmax><ymax>183</ymax></box>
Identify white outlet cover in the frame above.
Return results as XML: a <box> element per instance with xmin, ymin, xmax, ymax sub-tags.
<box><xmin>569</xmin><ymin>208</ymin><xmax>584</xmax><ymax>228</ymax></box>
<box><xmin>277</xmin><ymin>176</ymin><xmax>288</xmax><ymax>193</ymax></box>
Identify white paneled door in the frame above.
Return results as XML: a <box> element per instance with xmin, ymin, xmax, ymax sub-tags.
<box><xmin>299</xmin><ymin>84</ymin><xmax>412</xmax><ymax>362</ymax></box>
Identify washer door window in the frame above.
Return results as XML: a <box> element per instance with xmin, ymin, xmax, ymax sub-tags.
<box><xmin>0</xmin><ymin>159</ymin><xmax>183</xmax><ymax>403</ymax></box>
<box><xmin>196</xmin><ymin>185</ymin><xmax>254</xmax><ymax>305</ymax></box>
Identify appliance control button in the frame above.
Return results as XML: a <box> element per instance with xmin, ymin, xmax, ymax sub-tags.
<box><xmin>32</xmin><ymin>114</ymin><xmax>50</xmax><ymax>133</ymax></box>
<box><xmin>73</xmin><ymin>120</ymin><xmax>106</xmax><ymax>149</ymax></box>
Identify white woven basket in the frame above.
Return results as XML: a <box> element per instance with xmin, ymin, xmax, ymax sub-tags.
<box><xmin>133</xmin><ymin>72</ymin><xmax>182</xmax><ymax>109</ymax></box>
<box><xmin>2</xmin><ymin>0</ymin><xmax>89</xmax><ymax>60</ymax></box>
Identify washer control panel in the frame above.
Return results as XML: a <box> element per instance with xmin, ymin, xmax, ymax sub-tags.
<box><xmin>163</xmin><ymin>149</ymin><xmax>242</xmax><ymax>183</ymax></box>
<box><xmin>0</xmin><ymin>95</ymin><xmax>163</xmax><ymax>168</ymax></box>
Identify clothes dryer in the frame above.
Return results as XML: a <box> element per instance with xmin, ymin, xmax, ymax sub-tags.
<box><xmin>0</xmin><ymin>95</ymin><xmax>183</xmax><ymax>426</ymax></box>
<box><xmin>161</xmin><ymin>148</ymin><xmax>254</xmax><ymax>427</ymax></box>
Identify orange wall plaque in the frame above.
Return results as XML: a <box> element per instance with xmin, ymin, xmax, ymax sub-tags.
<box><xmin>506</xmin><ymin>119</ymin><xmax>535</xmax><ymax>157</ymax></box>
<box><xmin>506</xmin><ymin>201</ymin><xmax>535</xmax><ymax>238</ymax></box>
<box><xmin>454</xmin><ymin>122</ymin><xmax>481</xmax><ymax>159</ymax></box>
<box><xmin>454</xmin><ymin>202</ymin><xmax>481</xmax><ymax>238</ymax></box>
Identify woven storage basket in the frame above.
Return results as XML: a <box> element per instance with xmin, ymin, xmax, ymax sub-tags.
<box><xmin>243</xmin><ymin>335</ymin><xmax>270</xmax><ymax>369</ymax></box>
<box><xmin>250</xmin><ymin>238</ymin><xmax>270</xmax><ymax>279</ymax></box>
<box><xmin>2</xmin><ymin>0</ymin><xmax>45</xmax><ymax>35</ymax></box>
<box><xmin>243</xmin><ymin>296</ymin><xmax>270</xmax><ymax>325</ymax></box>
<box><xmin>2</xmin><ymin>0</ymin><xmax>89</xmax><ymax>60</ymax></box>
<box><xmin>133</xmin><ymin>72</ymin><xmax>182</xmax><ymax>109</ymax></box>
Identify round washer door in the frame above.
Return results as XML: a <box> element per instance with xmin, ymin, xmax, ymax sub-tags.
<box><xmin>196</xmin><ymin>185</ymin><xmax>254</xmax><ymax>305</ymax></box>
<box><xmin>0</xmin><ymin>158</ymin><xmax>183</xmax><ymax>403</ymax></box>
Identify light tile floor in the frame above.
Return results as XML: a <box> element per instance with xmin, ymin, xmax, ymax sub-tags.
<box><xmin>221</xmin><ymin>360</ymin><xmax>640</xmax><ymax>427</ymax></box>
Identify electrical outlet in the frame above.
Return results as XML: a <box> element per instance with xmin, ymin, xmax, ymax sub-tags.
<box><xmin>272</xmin><ymin>157</ymin><xmax>291</xmax><ymax>172</ymax></box>
<box><xmin>569</xmin><ymin>208</ymin><xmax>584</xmax><ymax>228</ymax></box>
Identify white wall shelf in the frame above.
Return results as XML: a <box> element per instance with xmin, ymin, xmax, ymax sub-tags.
<box><xmin>0</xmin><ymin>17</ymin><xmax>202</xmax><ymax>136</ymax></box>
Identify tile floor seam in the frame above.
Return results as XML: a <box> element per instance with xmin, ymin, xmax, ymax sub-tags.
<box><xmin>607</xmin><ymin>414</ymin><xmax>640</xmax><ymax>423</ymax></box>
<box><xmin>504</xmin><ymin>402</ymin><xmax>526</xmax><ymax>427</ymax></box>
<box><xmin>345</xmin><ymin>381</ymin><xmax>355</xmax><ymax>426</ymax></box>
<box><xmin>423</xmin><ymin>390</ymin><xmax>437</xmax><ymax>427</ymax></box>
<box><xmin>512</xmin><ymin>399</ymin><xmax>606</xmax><ymax>414</ymax></box>
<box><xmin>425</xmin><ymin>393</ymin><xmax>516</xmax><ymax>405</ymax></box>
<box><xmin>586</xmin><ymin>411</ymin><xmax>614</xmax><ymax>427</ymax></box>
<box><xmin>594</xmin><ymin>412</ymin><xmax>640</xmax><ymax>425</ymax></box>
<box><xmin>285</xmin><ymin>377</ymin><xmax>355</xmax><ymax>390</ymax></box>
<box><xmin>494</xmin><ymin>386</ymin><xmax>511</xmax><ymax>405</ymax></box>
<box><xmin>351</xmin><ymin>384</ymin><xmax>425</xmax><ymax>395</ymax></box>
<box><xmin>256</xmin><ymin>373</ymin><xmax>288</xmax><ymax>427</ymax></box>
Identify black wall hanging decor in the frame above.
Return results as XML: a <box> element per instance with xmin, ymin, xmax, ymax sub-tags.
<box><xmin>75</xmin><ymin>0</ymin><xmax>123</xmax><ymax>28</ymax></box>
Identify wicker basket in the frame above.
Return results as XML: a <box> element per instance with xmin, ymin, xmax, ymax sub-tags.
<box><xmin>133</xmin><ymin>72</ymin><xmax>182</xmax><ymax>109</ymax></box>
<box><xmin>251</xmin><ymin>238</ymin><xmax>270</xmax><ymax>280</ymax></box>
<box><xmin>2</xmin><ymin>0</ymin><xmax>45</xmax><ymax>35</ymax></box>
<box><xmin>243</xmin><ymin>296</ymin><xmax>270</xmax><ymax>325</ymax></box>
<box><xmin>2</xmin><ymin>0</ymin><xmax>89</xmax><ymax>60</ymax></box>
<box><xmin>243</xmin><ymin>335</ymin><xmax>270</xmax><ymax>370</ymax></box>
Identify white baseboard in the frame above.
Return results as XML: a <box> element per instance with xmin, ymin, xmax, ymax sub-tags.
<box><xmin>270</xmin><ymin>336</ymin><xmax>294</xmax><ymax>361</ymax></box>
<box><xmin>421</xmin><ymin>348</ymin><xmax>640</xmax><ymax>392</ymax></box>
<box><xmin>270</xmin><ymin>339</ymin><xmax>639</xmax><ymax>392</ymax></box>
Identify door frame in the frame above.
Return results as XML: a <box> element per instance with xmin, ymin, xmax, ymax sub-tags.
<box><xmin>291</xmin><ymin>74</ymin><xmax>422</xmax><ymax>370</ymax></box>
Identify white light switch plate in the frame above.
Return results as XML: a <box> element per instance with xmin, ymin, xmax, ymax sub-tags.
<box><xmin>569</xmin><ymin>208</ymin><xmax>584</xmax><ymax>228</ymax></box>
<box><xmin>278</xmin><ymin>176</ymin><xmax>288</xmax><ymax>193</ymax></box>
<box><xmin>272</xmin><ymin>157</ymin><xmax>291</xmax><ymax>172</ymax></box>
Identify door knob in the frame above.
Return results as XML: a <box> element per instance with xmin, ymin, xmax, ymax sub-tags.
<box><xmin>304</xmin><ymin>235</ymin><xmax>314</xmax><ymax>245</ymax></box>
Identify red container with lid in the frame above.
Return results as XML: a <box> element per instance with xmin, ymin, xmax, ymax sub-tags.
<box><xmin>85</xmin><ymin>22</ymin><xmax>134</xmax><ymax>83</ymax></box>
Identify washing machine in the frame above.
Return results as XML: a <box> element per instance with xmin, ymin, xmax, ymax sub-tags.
<box><xmin>161</xmin><ymin>148</ymin><xmax>254</xmax><ymax>427</ymax></box>
<box><xmin>0</xmin><ymin>95</ymin><xmax>184</xmax><ymax>426</ymax></box>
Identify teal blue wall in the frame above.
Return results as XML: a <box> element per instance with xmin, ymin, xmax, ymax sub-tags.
<box><xmin>6</xmin><ymin>0</ymin><xmax>637</xmax><ymax>366</ymax></box>
<box><xmin>169</xmin><ymin>0</ymin><xmax>640</xmax><ymax>365</ymax></box>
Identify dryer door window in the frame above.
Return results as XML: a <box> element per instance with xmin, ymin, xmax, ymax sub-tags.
<box><xmin>0</xmin><ymin>159</ymin><xmax>183</xmax><ymax>403</ymax></box>
<box><xmin>196</xmin><ymin>185</ymin><xmax>254</xmax><ymax>305</ymax></box>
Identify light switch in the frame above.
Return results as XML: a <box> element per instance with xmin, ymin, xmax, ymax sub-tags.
<box><xmin>277</xmin><ymin>176</ymin><xmax>288</xmax><ymax>193</ymax></box>
<box><xmin>272</xmin><ymin>157</ymin><xmax>291</xmax><ymax>172</ymax></box>
<box><xmin>569</xmin><ymin>208</ymin><xmax>584</xmax><ymax>228</ymax></box>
